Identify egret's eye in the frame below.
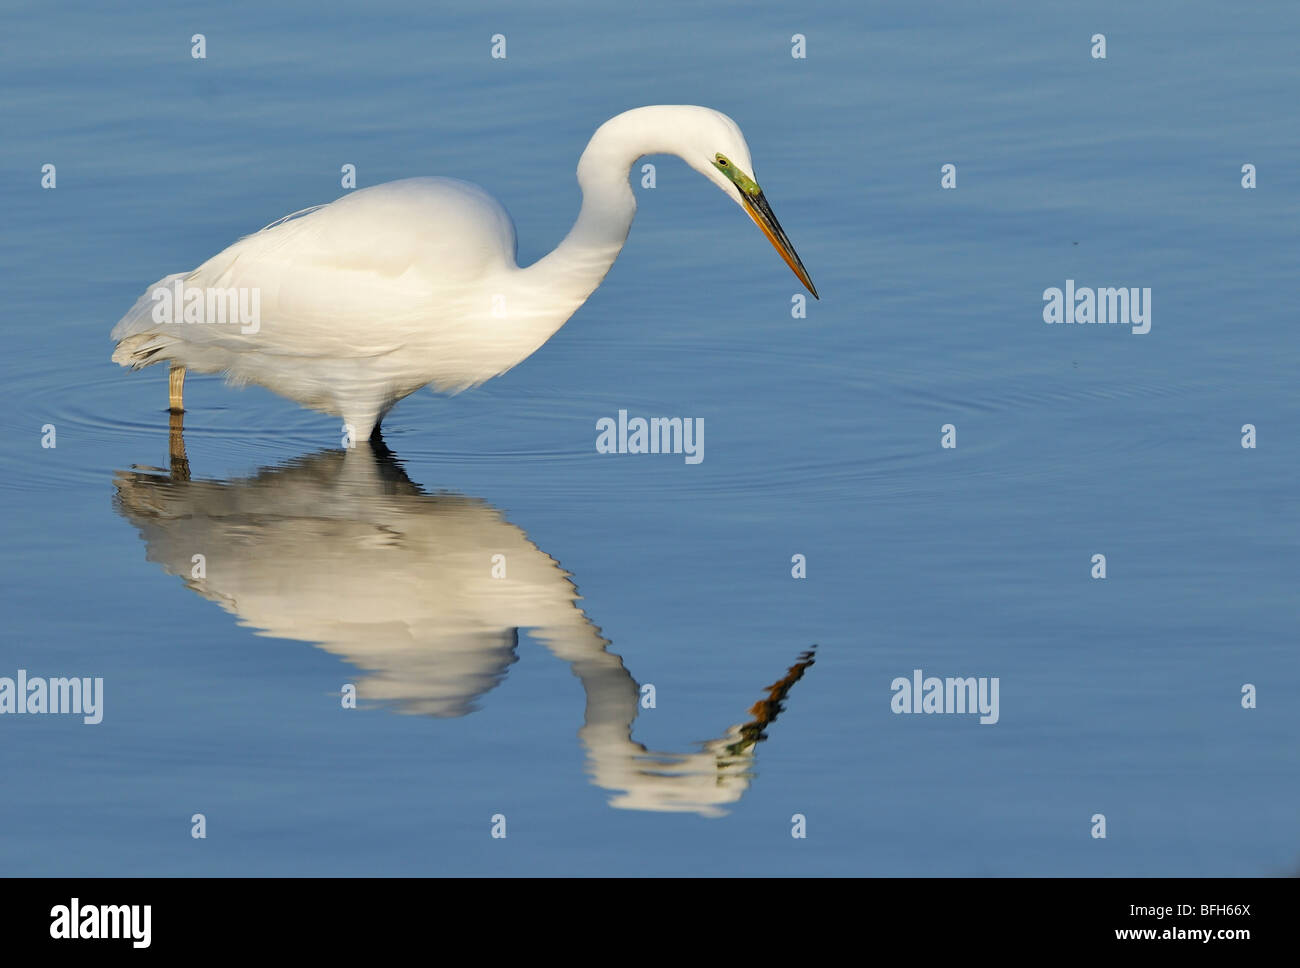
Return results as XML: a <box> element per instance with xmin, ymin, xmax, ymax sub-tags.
<box><xmin>716</xmin><ymin>157</ymin><xmax>729</xmax><ymax>167</ymax></box>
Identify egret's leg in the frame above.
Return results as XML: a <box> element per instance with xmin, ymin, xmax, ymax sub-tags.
<box><xmin>168</xmin><ymin>365</ymin><xmax>186</xmax><ymax>413</ymax></box>
<box><xmin>342</xmin><ymin>408</ymin><xmax>382</xmax><ymax>447</ymax></box>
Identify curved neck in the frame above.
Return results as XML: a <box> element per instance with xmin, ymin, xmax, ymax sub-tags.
<box><xmin>516</xmin><ymin>108</ymin><xmax>682</xmax><ymax>314</ymax></box>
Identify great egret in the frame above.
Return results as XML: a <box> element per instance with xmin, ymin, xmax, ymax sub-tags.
<box><xmin>111</xmin><ymin>105</ymin><xmax>818</xmax><ymax>439</ymax></box>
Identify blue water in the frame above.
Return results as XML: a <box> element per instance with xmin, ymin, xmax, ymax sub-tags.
<box><xmin>0</xmin><ymin>0</ymin><xmax>1296</xmax><ymax>875</ymax></box>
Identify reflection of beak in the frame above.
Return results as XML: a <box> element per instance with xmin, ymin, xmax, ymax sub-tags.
<box><xmin>722</xmin><ymin>647</ymin><xmax>816</xmax><ymax>759</ymax></box>
<box><xmin>741</xmin><ymin>190</ymin><xmax>818</xmax><ymax>299</ymax></box>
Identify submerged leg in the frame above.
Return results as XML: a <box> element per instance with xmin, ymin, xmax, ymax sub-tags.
<box><xmin>168</xmin><ymin>365</ymin><xmax>186</xmax><ymax>413</ymax></box>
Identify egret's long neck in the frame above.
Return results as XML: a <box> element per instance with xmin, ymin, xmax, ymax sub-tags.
<box><xmin>515</xmin><ymin>109</ymin><xmax>677</xmax><ymax>322</ymax></box>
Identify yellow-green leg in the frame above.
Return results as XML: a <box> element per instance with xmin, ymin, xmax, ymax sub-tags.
<box><xmin>168</xmin><ymin>364</ymin><xmax>185</xmax><ymax>413</ymax></box>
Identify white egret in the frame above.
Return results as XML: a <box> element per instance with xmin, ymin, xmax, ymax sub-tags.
<box><xmin>111</xmin><ymin>105</ymin><xmax>817</xmax><ymax>439</ymax></box>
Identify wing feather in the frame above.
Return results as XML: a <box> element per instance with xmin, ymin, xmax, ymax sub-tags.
<box><xmin>113</xmin><ymin>177</ymin><xmax>518</xmax><ymax>363</ymax></box>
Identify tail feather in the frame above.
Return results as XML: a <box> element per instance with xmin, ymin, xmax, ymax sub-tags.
<box><xmin>110</xmin><ymin>272</ymin><xmax>188</xmax><ymax>369</ymax></box>
<box><xmin>111</xmin><ymin>332</ymin><xmax>180</xmax><ymax>369</ymax></box>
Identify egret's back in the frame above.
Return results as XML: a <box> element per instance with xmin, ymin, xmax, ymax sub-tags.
<box><xmin>110</xmin><ymin>178</ymin><xmax>530</xmax><ymax>432</ymax></box>
<box><xmin>113</xmin><ymin>178</ymin><xmax>517</xmax><ymax>358</ymax></box>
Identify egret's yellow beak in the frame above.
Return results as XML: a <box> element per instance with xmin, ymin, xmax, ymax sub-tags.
<box><xmin>713</xmin><ymin>153</ymin><xmax>818</xmax><ymax>300</ymax></box>
<box><xmin>740</xmin><ymin>189</ymin><xmax>818</xmax><ymax>300</ymax></box>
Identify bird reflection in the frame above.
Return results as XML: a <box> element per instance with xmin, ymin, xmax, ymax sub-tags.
<box><xmin>113</xmin><ymin>422</ymin><xmax>814</xmax><ymax>817</ymax></box>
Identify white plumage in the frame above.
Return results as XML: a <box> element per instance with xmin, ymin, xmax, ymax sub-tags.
<box><xmin>112</xmin><ymin>106</ymin><xmax>816</xmax><ymax>439</ymax></box>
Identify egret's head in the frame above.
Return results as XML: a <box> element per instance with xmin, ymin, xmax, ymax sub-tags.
<box><xmin>682</xmin><ymin>110</ymin><xmax>818</xmax><ymax>299</ymax></box>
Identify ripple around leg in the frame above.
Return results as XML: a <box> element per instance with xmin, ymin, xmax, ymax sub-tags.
<box><xmin>0</xmin><ymin>359</ymin><xmax>336</xmax><ymax>492</ymax></box>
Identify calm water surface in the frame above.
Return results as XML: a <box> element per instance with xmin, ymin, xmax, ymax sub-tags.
<box><xmin>0</xmin><ymin>1</ymin><xmax>1296</xmax><ymax>875</ymax></box>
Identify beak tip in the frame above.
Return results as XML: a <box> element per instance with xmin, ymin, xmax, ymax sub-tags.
<box><xmin>742</xmin><ymin>190</ymin><xmax>818</xmax><ymax>302</ymax></box>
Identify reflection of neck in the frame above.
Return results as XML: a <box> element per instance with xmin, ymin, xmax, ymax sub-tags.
<box><xmin>533</xmin><ymin>626</ymin><xmax>814</xmax><ymax>817</ymax></box>
<box><xmin>532</xmin><ymin>625</ymin><xmax>732</xmax><ymax>816</ymax></box>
